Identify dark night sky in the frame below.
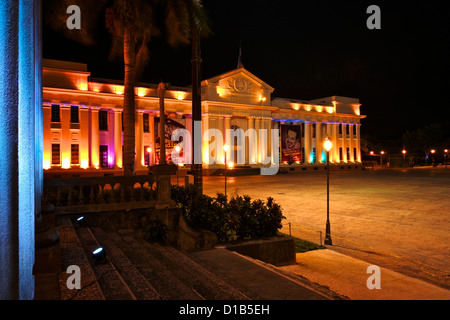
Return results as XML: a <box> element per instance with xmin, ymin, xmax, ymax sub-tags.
<box><xmin>43</xmin><ymin>1</ymin><xmax>450</xmax><ymax>142</ymax></box>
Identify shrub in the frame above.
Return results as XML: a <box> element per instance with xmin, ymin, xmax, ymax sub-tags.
<box><xmin>171</xmin><ymin>184</ymin><xmax>285</xmax><ymax>243</ymax></box>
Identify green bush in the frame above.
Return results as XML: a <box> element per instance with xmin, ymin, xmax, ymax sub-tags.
<box><xmin>171</xmin><ymin>184</ymin><xmax>285</xmax><ymax>243</ymax></box>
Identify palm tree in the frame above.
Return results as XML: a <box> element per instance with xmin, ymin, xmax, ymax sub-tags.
<box><xmin>164</xmin><ymin>0</ymin><xmax>211</xmax><ymax>193</ymax></box>
<box><xmin>44</xmin><ymin>0</ymin><xmax>211</xmax><ymax>180</ymax></box>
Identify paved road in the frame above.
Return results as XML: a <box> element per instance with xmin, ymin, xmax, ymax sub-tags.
<box><xmin>202</xmin><ymin>166</ymin><xmax>450</xmax><ymax>290</ymax></box>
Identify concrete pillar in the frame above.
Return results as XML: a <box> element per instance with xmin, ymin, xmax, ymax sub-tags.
<box><xmin>332</xmin><ymin>123</ymin><xmax>339</xmax><ymax>162</ymax></box>
<box><xmin>304</xmin><ymin>122</ymin><xmax>311</xmax><ymax>164</ymax></box>
<box><xmin>90</xmin><ymin>108</ymin><xmax>100</xmax><ymax>168</ymax></box>
<box><xmin>349</xmin><ymin>124</ymin><xmax>354</xmax><ymax>162</ymax></box>
<box><xmin>202</xmin><ymin>113</ymin><xmax>209</xmax><ymax>165</ymax></box>
<box><xmin>254</xmin><ymin>118</ymin><xmax>261</xmax><ymax>163</ymax></box>
<box><xmin>114</xmin><ymin>109</ymin><xmax>123</xmax><ymax>168</ymax></box>
<box><xmin>316</xmin><ymin>122</ymin><xmax>322</xmax><ymax>163</ymax></box>
<box><xmin>342</xmin><ymin>124</ymin><xmax>347</xmax><ymax>162</ymax></box>
<box><xmin>136</xmin><ymin>111</ymin><xmax>144</xmax><ymax>168</ymax></box>
<box><xmin>247</xmin><ymin>117</ymin><xmax>255</xmax><ymax>164</ymax></box>
<box><xmin>326</xmin><ymin>123</ymin><xmax>333</xmax><ymax>162</ymax></box>
<box><xmin>224</xmin><ymin>116</ymin><xmax>231</xmax><ymax>163</ymax></box>
<box><xmin>356</xmin><ymin>124</ymin><xmax>361</xmax><ymax>162</ymax></box>
<box><xmin>0</xmin><ymin>0</ymin><xmax>41</xmax><ymax>300</ymax></box>
<box><xmin>79</xmin><ymin>106</ymin><xmax>90</xmax><ymax>168</ymax></box>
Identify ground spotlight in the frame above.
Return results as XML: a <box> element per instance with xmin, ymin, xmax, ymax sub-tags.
<box><xmin>92</xmin><ymin>247</ymin><xmax>106</xmax><ymax>262</ymax></box>
<box><xmin>75</xmin><ymin>216</ymin><xmax>86</xmax><ymax>226</ymax></box>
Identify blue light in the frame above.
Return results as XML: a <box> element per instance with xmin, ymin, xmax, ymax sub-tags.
<box><xmin>93</xmin><ymin>247</ymin><xmax>103</xmax><ymax>255</ymax></box>
<box><xmin>77</xmin><ymin>216</ymin><xmax>84</xmax><ymax>221</ymax></box>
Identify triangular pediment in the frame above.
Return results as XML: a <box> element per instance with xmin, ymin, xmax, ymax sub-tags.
<box><xmin>204</xmin><ymin>68</ymin><xmax>275</xmax><ymax>94</ymax></box>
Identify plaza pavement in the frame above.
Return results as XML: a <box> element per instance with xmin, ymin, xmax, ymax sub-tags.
<box><xmin>202</xmin><ymin>166</ymin><xmax>450</xmax><ymax>300</ymax></box>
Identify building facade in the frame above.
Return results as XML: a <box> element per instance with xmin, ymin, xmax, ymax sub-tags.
<box><xmin>42</xmin><ymin>59</ymin><xmax>366</xmax><ymax>177</ymax></box>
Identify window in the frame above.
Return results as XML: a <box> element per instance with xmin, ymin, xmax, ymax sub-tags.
<box><xmin>51</xmin><ymin>105</ymin><xmax>60</xmax><ymax>123</ymax></box>
<box><xmin>99</xmin><ymin>110</ymin><xmax>108</xmax><ymax>131</ymax></box>
<box><xmin>71</xmin><ymin>144</ymin><xmax>79</xmax><ymax>165</ymax></box>
<box><xmin>354</xmin><ymin>148</ymin><xmax>357</xmax><ymax>160</ymax></box>
<box><xmin>353</xmin><ymin>125</ymin><xmax>357</xmax><ymax>135</ymax></box>
<box><xmin>346</xmin><ymin>125</ymin><xmax>350</xmax><ymax>135</ymax></box>
<box><xmin>347</xmin><ymin>148</ymin><xmax>350</xmax><ymax>160</ymax></box>
<box><xmin>143</xmin><ymin>113</ymin><xmax>150</xmax><ymax>133</ymax></box>
<box><xmin>99</xmin><ymin>145</ymin><xmax>109</xmax><ymax>168</ymax></box>
<box><xmin>339</xmin><ymin>147</ymin><xmax>343</xmax><ymax>161</ymax></box>
<box><xmin>339</xmin><ymin>124</ymin><xmax>343</xmax><ymax>135</ymax></box>
<box><xmin>52</xmin><ymin>144</ymin><xmax>60</xmax><ymax>165</ymax></box>
<box><xmin>311</xmin><ymin>147</ymin><xmax>316</xmax><ymax>163</ymax></box>
<box><xmin>70</xmin><ymin>106</ymin><xmax>79</xmax><ymax>123</ymax></box>
<box><xmin>312</xmin><ymin>123</ymin><xmax>316</xmax><ymax>138</ymax></box>
<box><xmin>301</xmin><ymin>123</ymin><xmax>305</xmax><ymax>138</ymax></box>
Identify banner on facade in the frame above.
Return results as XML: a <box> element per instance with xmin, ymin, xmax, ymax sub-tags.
<box><xmin>154</xmin><ymin>117</ymin><xmax>186</xmax><ymax>164</ymax></box>
<box><xmin>280</xmin><ymin>124</ymin><xmax>302</xmax><ymax>163</ymax></box>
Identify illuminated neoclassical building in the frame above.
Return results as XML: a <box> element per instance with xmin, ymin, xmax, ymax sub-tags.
<box><xmin>42</xmin><ymin>59</ymin><xmax>366</xmax><ymax>176</ymax></box>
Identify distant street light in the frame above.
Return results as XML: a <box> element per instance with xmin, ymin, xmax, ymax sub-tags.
<box><xmin>445</xmin><ymin>149</ymin><xmax>448</xmax><ymax>169</ymax></box>
<box><xmin>402</xmin><ymin>149</ymin><xmax>407</xmax><ymax>160</ymax></box>
<box><xmin>323</xmin><ymin>137</ymin><xmax>333</xmax><ymax>245</ymax></box>
<box><xmin>380</xmin><ymin>151</ymin><xmax>385</xmax><ymax>166</ymax></box>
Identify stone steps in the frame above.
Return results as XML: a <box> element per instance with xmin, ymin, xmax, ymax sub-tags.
<box><xmin>57</xmin><ymin>216</ymin><xmax>249</xmax><ymax>300</ymax></box>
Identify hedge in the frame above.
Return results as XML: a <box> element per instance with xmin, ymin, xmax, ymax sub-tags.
<box><xmin>171</xmin><ymin>184</ymin><xmax>285</xmax><ymax>243</ymax></box>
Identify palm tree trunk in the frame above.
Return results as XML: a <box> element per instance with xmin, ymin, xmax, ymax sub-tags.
<box><xmin>191</xmin><ymin>24</ymin><xmax>203</xmax><ymax>194</ymax></box>
<box><xmin>123</xmin><ymin>27</ymin><xmax>136</xmax><ymax>176</ymax></box>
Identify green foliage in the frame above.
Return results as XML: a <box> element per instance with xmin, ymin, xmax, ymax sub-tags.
<box><xmin>171</xmin><ymin>184</ymin><xmax>285</xmax><ymax>243</ymax></box>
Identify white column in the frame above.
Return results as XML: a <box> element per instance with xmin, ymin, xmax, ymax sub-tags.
<box><xmin>356</xmin><ymin>124</ymin><xmax>361</xmax><ymax>162</ymax></box>
<box><xmin>332</xmin><ymin>123</ymin><xmax>339</xmax><ymax>162</ymax></box>
<box><xmin>316</xmin><ymin>121</ymin><xmax>322</xmax><ymax>163</ymax></box>
<box><xmin>90</xmin><ymin>108</ymin><xmax>100</xmax><ymax>168</ymax></box>
<box><xmin>114</xmin><ymin>109</ymin><xmax>122</xmax><ymax>168</ymax></box>
<box><xmin>202</xmin><ymin>113</ymin><xmax>209</xmax><ymax>165</ymax></box>
<box><xmin>326</xmin><ymin>123</ymin><xmax>333</xmax><ymax>163</ymax></box>
<box><xmin>247</xmin><ymin>116</ymin><xmax>255</xmax><ymax>164</ymax></box>
<box><xmin>342</xmin><ymin>123</ymin><xmax>347</xmax><ymax>162</ymax></box>
<box><xmin>349</xmin><ymin>124</ymin><xmax>354</xmax><ymax>162</ymax></box>
<box><xmin>217</xmin><ymin>116</ymin><xmax>224</xmax><ymax>163</ymax></box>
<box><xmin>136</xmin><ymin>111</ymin><xmax>144</xmax><ymax>168</ymax></box>
<box><xmin>304</xmin><ymin>122</ymin><xmax>311</xmax><ymax>164</ymax></box>
<box><xmin>224</xmin><ymin>116</ymin><xmax>231</xmax><ymax>163</ymax></box>
<box><xmin>255</xmin><ymin>117</ymin><xmax>261</xmax><ymax>163</ymax></box>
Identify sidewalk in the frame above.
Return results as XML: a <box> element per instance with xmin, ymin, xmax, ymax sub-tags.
<box><xmin>279</xmin><ymin>249</ymin><xmax>450</xmax><ymax>300</ymax></box>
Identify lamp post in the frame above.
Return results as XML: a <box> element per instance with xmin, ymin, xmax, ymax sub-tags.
<box><xmin>402</xmin><ymin>149</ymin><xmax>407</xmax><ymax>160</ymax></box>
<box><xmin>323</xmin><ymin>137</ymin><xmax>333</xmax><ymax>245</ymax></box>
<box><xmin>380</xmin><ymin>151</ymin><xmax>385</xmax><ymax>167</ymax></box>
<box><xmin>445</xmin><ymin>149</ymin><xmax>448</xmax><ymax>169</ymax></box>
<box><xmin>223</xmin><ymin>143</ymin><xmax>229</xmax><ymax>197</ymax></box>
<box><xmin>430</xmin><ymin>149</ymin><xmax>436</xmax><ymax>166</ymax></box>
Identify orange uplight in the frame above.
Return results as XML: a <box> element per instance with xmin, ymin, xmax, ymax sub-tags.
<box><xmin>228</xmin><ymin>161</ymin><xmax>234</xmax><ymax>169</ymax></box>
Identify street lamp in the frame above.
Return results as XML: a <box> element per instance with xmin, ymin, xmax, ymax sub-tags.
<box><xmin>402</xmin><ymin>149</ymin><xmax>407</xmax><ymax>160</ymax></box>
<box><xmin>445</xmin><ymin>149</ymin><xmax>448</xmax><ymax>169</ymax></box>
<box><xmin>380</xmin><ymin>151</ymin><xmax>385</xmax><ymax>167</ymax></box>
<box><xmin>323</xmin><ymin>137</ymin><xmax>333</xmax><ymax>245</ymax></box>
<box><xmin>223</xmin><ymin>143</ymin><xmax>229</xmax><ymax>197</ymax></box>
